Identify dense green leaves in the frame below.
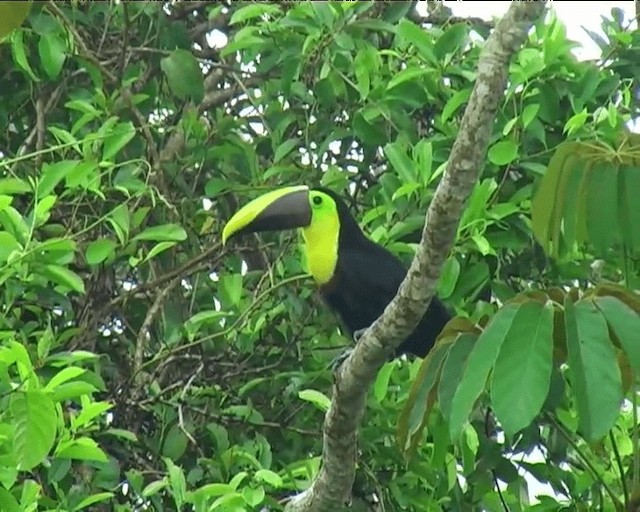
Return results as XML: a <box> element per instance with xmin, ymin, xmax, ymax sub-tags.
<box><xmin>1</xmin><ymin>1</ymin><xmax>639</xmax><ymax>510</ymax></box>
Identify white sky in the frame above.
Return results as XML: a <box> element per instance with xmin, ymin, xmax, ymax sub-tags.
<box><xmin>442</xmin><ymin>1</ymin><xmax>637</xmax><ymax>60</ymax></box>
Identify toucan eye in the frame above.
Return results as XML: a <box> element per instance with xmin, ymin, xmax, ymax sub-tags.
<box><xmin>312</xmin><ymin>195</ymin><xmax>322</xmax><ymax>206</ymax></box>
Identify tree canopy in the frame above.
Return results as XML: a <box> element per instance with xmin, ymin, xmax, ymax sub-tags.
<box><xmin>0</xmin><ymin>1</ymin><xmax>639</xmax><ymax>511</ymax></box>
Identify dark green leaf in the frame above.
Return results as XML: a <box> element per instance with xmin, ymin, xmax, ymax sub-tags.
<box><xmin>595</xmin><ymin>296</ymin><xmax>640</xmax><ymax>378</ymax></box>
<box><xmin>490</xmin><ymin>300</ymin><xmax>554</xmax><ymax>437</ymax></box>
<box><xmin>449</xmin><ymin>304</ymin><xmax>520</xmax><ymax>440</ymax></box>
<box><xmin>564</xmin><ymin>298</ymin><xmax>623</xmax><ymax>440</ymax></box>
<box><xmin>160</xmin><ymin>49</ymin><xmax>205</xmax><ymax>102</ymax></box>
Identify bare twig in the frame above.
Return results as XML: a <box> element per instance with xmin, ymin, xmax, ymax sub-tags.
<box><xmin>133</xmin><ymin>278</ymin><xmax>179</xmax><ymax>381</ymax></box>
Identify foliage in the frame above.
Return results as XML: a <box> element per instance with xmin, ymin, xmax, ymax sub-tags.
<box><xmin>0</xmin><ymin>1</ymin><xmax>638</xmax><ymax>511</ymax></box>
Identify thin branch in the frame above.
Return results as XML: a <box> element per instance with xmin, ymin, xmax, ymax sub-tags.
<box><xmin>133</xmin><ymin>278</ymin><xmax>179</xmax><ymax>382</ymax></box>
<box><xmin>547</xmin><ymin>413</ymin><xmax>623</xmax><ymax>509</ymax></box>
<box><xmin>610</xmin><ymin>429</ymin><xmax>629</xmax><ymax>509</ymax></box>
<box><xmin>284</xmin><ymin>2</ymin><xmax>548</xmax><ymax>510</ymax></box>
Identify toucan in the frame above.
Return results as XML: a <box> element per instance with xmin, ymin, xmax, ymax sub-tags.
<box><xmin>222</xmin><ymin>185</ymin><xmax>451</xmax><ymax>358</ymax></box>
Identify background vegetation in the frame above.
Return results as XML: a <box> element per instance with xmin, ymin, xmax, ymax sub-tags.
<box><xmin>0</xmin><ymin>1</ymin><xmax>639</xmax><ymax>511</ymax></box>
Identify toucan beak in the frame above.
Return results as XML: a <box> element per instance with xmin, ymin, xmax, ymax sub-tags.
<box><xmin>222</xmin><ymin>185</ymin><xmax>312</xmax><ymax>245</ymax></box>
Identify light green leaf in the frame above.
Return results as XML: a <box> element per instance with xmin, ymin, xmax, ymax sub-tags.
<box><xmin>86</xmin><ymin>238</ymin><xmax>117</xmax><ymax>265</ymax></box>
<box><xmin>298</xmin><ymin>389</ymin><xmax>331</xmax><ymax>412</ymax></box>
<box><xmin>488</xmin><ymin>140</ymin><xmax>519</xmax><ymax>166</ymax></box>
<box><xmin>73</xmin><ymin>492</ymin><xmax>115</xmax><ymax>511</ymax></box>
<box><xmin>374</xmin><ymin>361</ymin><xmax>396</xmax><ymax>403</ymax></box>
<box><xmin>229</xmin><ymin>3</ymin><xmax>281</xmax><ymax>24</ymax></box>
<box><xmin>38</xmin><ymin>160</ymin><xmax>79</xmax><ymax>197</ymax></box>
<box><xmin>38</xmin><ymin>32</ymin><xmax>66</xmax><ymax>79</ymax></box>
<box><xmin>39</xmin><ymin>264</ymin><xmax>85</xmax><ymax>293</ymax></box>
<box><xmin>44</xmin><ymin>367</ymin><xmax>86</xmax><ymax>391</ymax></box>
<box><xmin>56</xmin><ymin>437</ymin><xmax>108</xmax><ymax>462</ymax></box>
<box><xmin>102</xmin><ymin>122</ymin><xmax>135</xmax><ymax>161</ymax></box>
<box><xmin>134</xmin><ymin>224</ymin><xmax>187</xmax><ymax>242</ymax></box>
<box><xmin>12</xmin><ymin>391</ymin><xmax>57</xmax><ymax>471</ymax></box>
<box><xmin>11</xmin><ymin>30</ymin><xmax>38</xmax><ymax>81</ymax></box>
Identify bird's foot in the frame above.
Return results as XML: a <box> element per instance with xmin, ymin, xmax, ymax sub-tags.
<box><xmin>330</xmin><ymin>347</ymin><xmax>354</xmax><ymax>372</ymax></box>
<box><xmin>353</xmin><ymin>327</ymin><xmax>369</xmax><ymax>343</ymax></box>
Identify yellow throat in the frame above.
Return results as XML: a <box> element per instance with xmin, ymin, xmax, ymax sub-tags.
<box><xmin>301</xmin><ymin>213</ymin><xmax>339</xmax><ymax>285</ymax></box>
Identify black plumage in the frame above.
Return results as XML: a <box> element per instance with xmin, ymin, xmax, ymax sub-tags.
<box><xmin>314</xmin><ymin>188</ymin><xmax>451</xmax><ymax>358</ymax></box>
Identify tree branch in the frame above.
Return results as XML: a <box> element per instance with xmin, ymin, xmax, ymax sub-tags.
<box><xmin>284</xmin><ymin>2</ymin><xmax>548</xmax><ymax>510</ymax></box>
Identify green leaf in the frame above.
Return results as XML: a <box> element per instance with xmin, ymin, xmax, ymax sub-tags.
<box><xmin>374</xmin><ymin>361</ymin><xmax>396</xmax><ymax>403</ymax></box>
<box><xmin>434</xmin><ymin>23</ymin><xmax>468</xmax><ymax>60</ymax></box>
<box><xmin>11</xmin><ymin>391</ymin><xmax>57</xmax><ymax>471</ymax></box>
<box><xmin>0</xmin><ymin>2</ymin><xmax>31</xmax><ymax>40</ymax></box>
<box><xmin>386</xmin><ymin>67</ymin><xmax>428</xmax><ymax>91</ymax></box>
<box><xmin>384</xmin><ymin>142</ymin><xmax>415</xmax><ymax>184</ymax></box>
<box><xmin>586</xmin><ymin>162</ymin><xmax>618</xmax><ymax>254</ymax></box>
<box><xmin>38</xmin><ymin>32</ymin><xmax>66</xmax><ymax>79</ymax></box>
<box><xmin>220</xmin><ymin>273</ymin><xmax>243</xmax><ymax>307</ymax></box>
<box><xmin>354</xmin><ymin>45</ymin><xmax>379</xmax><ymax>99</ymax></box>
<box><xmin>298</xmin><ymin>389</ymin><xmax>331</xmax><ymax>412</ymax></box>
<box><xmin>396</xmin><ymin>19</ymin><xmax>437</xmax><ymax>64</ymax></box>
<box><xmin>594</xmin><ymin>296</ymin><xmax>640</xmax><ymax>379</ymax></box>
<box><xmin>0</xmin><ymin>488</ymin><xmax>19</xmax><ymax>512</ymax></box>
<box><xmin>50</xmin><ymin>382</ymin><xmax>98</xmax><ymax>402</ymax></box>
<box><xmin>39</xmin><ymin>264</ymin><xmax>85</xmax><ymax>293</ymax></box>
<box><xmin>74</xmin><ymin>401</ymin><xmax>113</xmax><ymax>429</ymax></box>
<box><xmin>488</xmin><ymin>140</ymin><xmax>519</xmax><ymax>166</ymax></box>
<box><xmin>438</xmin><ymin>333</ymin><xmax>476</xmax><ymax>422</ymax></box>
<box><xmin>56</xmin><ymin>437</ymin><xmax>108</xmax><ymax>462</ymax></box>
<box><xmin>0</xmin><ymin>231</ymin><xmax>21</xmax><ymax>263</ymax></box>
<box><xmin>38</xmin><ymin>160</ymin><xmax>79</xmax><ymax>197</ymax></box>
<box><xmin>442</xmin><ymin>89</ymin><xmax>471</xmax><ymax>124</ymax></box>
<box><xmin>134</xmin><ymin>223</ymin><xmax>187</xmax><ymax>242</ymax></box>
<box><xmin>161</xmin><ymin>49</ymin><xmax>204</xmax><ymax>103</ymax></box>
<box><xmin>564</xmin><ymin>298</ymin><xmax>623</xmax><ymax>440</ymax></box>
<box><xmin>254</xmin><ymin>469</ymin><xmax>283</xmax><ymax>488</ymax></box>
<box><xmin>102</xmin><ymin>122</ymin><xmax>135</xmax><ymax>162</ymax></box>
<box><xmin>142</xmin><ymin>479</ymin><xmax>168</xmax><ymax>498</ymax></box>
<box><xmin>11</xmin><ymin>30</ymin><xmax>38</xmax><ymax>81</ymax></box>
<box><xmin>73</xmin><ymin>492</ymin><xmax>115</xmax><ymax>511</ymax></box>
<box><xmin>165</xmin><ymin>458</ymin><xmax>187</xmax><ymax>510</ymax></box>
<box><xmin>438</xmin><ymin>256</ymin><xmax>460</xmax><ymax>299</ymax></box>
<box><xmin>108</xmin><ymin>204</ymin><xmax>130</xmax><ymax>245</ymax></box>
<box><xmin>273</xmin><ymin>138</ymin><xmax>299</xmax><ymax>164</ymax></box>
<box><xmin>229</xmin><ymin>3</ymin><xmax>281</xmax><ymax>24</ymax></box>
<box><xmin>242</xmin><ymin>486</ymin><xmax>265</xmax><ymax>507</ymax></box>
<box><xmin>521</xmin><ymin>103</ymin><xmax>540</xmax><ymax>128</ymax></box>
<box><xmin>490</xmin><ymin>301</ymin><xmax>554</xmax><ymax>437</ymax></box>
<box><xmin>143</xmin><ymin>241</ymin><xmax>176</xmax><ymax>263</ymax></box>
<box><xmin>44</xmin><ymin>367</ymin><xmax>86</xmax><ymax>391</ymax></box>
<box><xmin>620</xmin><ymin>164</ymin><xmax>640</xmax><ymax>251</ymax></box>
<box><xmin>398</xmin><ymin>339</ymin><xmax>452</xmax><ymax>452</ymax></box>
<box><xmin>85</xmin><ymin>238</ymin><xmax>117</xmax><ymax>265</ymax></box>
<box><xmin>449</xmin><ymin>304</ymin><xmax>520</xmax><ymax>440</ymax></box>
